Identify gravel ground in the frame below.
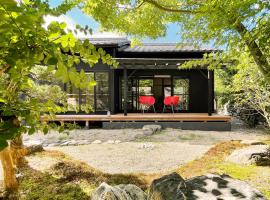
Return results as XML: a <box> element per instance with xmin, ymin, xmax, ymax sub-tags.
<box><xmin>47</xmin><ymin>142</ymin><xmax>212</xmax><ymax>174</ymax></box>
<box><xmin>0</xmin><ymin>119</ymin><xmax>268</xmax><ymax>180</ymax></box>
<box><xmin>23</xmin><ymin>127</ymin><xmax>269</xmax><ymax>146</ymax></box>
<box><xmin>20</xmin><ymin>120</ymin><xmax>269</xmax><ymax>174</ymax></box>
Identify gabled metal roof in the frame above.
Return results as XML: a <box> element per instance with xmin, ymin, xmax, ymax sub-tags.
<box><xmin>88</xmin><ymin>37</ymin><xmax>130</xmax><ymax>47</ymax></box>
<box><xmin>119</xmin><ymin>43</ymin><xmax>219</xmax><ymax>53</ymax></box>
<box><xmin>85</xmin><ymin>37</ymin><xmax>220</xmax><ymax>52</ymax></box>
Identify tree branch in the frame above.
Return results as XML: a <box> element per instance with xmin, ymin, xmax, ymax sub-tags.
<box><xmin>143</xmin><ymin>0</ymin><xmax>202</xmax><ymax>14</ymax></box>
<box><xmin>0</xmin><ymin>4</ymin><xmax>29</xmax><ymax>47</ymax></box>
<box><xmin>0</xmin><ymin>64</ymin><xmax>10</xmax><ymax>75</ymax></box>
<box><xmin>234</xmin><ymin>21</ymin><xmax>270</xmax><ymax>81</ymax></box>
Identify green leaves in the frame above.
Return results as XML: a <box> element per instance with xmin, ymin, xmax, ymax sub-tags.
<box><xmin>81</xmin><ymin>0</ymin><xmax>269</xmax><ymax>81</ymax></box>
<box><xmin>0</xmin><ymin>0</ymin><xmax>119</xmax><ymax>149</ymax></box>
<box><xmin>61</xmin><ymin>33</ymin><xmax>76</xmax><ymax>48</ymax></box>
<box><xmin>47</xmin><ymin>57</ymin><xmax>58</xmax><ymax>65</ymax></box>
<box><xmin>0</xmin><ymin>140</ymin><xmax>8</xmax><ymax>151</ymax></box>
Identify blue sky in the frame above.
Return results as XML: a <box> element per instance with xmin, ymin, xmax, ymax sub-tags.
<box><xmin>49</xmin><ymin>0</ymin><xmax>180</xmax><ymax>43</ymax></box>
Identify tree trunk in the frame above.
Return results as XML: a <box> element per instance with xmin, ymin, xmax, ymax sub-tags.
<box><xmin>0</xmin><ymin>117</ymin><xmax>26</xmax><ymax>196</ymax></box>
<box><xmin>235</xmin><ymin>22</ymin><xmax>270</xmax><ymax>82</ymax></box>
<box><xmin>10</xmin><ymin>136</ymin><xmax>28</xmax><ymax>168</ymax></box>
<box><xmin>0</xmin><ymin>146</ymin><xmax>18</xmax><ymax>193</ymax></box>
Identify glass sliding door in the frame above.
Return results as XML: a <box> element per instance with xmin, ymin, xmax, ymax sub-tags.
<box><xmin>173</xmin><ymin>78</ymin><xmax>190</xmax><ymax>111</ymax></box>
<box><xmin>120</xmin><ymin>78</ymin><xmax>154</xmax><ymax>111</ymax></box>
<box><xmin>119</xmin><ymin>74</ymin><xmax>190</xmax><ymax>113</ymax></box>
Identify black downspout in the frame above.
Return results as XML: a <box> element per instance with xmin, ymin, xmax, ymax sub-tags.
<box><xmin>110</xmin><ymin>48</ymin><xmax>116</xmax><ymax>114</ymax></box>
<box><xmin>124</xmin><ymin>67</ymin><xmax>128</xmax><ymax>116</ymax></box>
<box><xmin>208</xmin><ymin>70</ymin><xmax>213</xmax><ymax>116</ymax></box>
<box><xmin>109</xmin><ymin>70</ymin><xmax>115</xmax><ymax>114</ymax></box>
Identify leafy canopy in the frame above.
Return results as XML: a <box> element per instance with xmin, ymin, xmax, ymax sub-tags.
<box><xmin>81</xmin><ymin>0</ymin><xmax>270</xmax><ymax>81</ymax></box>
<box><xmin>0</xmin><ymin>0</ymin><xmax>117</xmax><ymax>150</ymax></box>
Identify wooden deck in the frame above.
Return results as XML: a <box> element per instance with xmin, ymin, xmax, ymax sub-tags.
<box><xmin>43</xmin><ymin>113</ymin><xmax>231</xmax><ymax>122</ymax></box>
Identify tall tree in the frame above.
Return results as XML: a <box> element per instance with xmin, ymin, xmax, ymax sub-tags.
<box><xmin>0</xmin><ymin>0</ymin><xmax>117</xmax><ymax>196</ymax></box>
<box><xmin>81</xmin><ymin>0</ymin><xmax>270</xmax><ymax>82</ymax></box>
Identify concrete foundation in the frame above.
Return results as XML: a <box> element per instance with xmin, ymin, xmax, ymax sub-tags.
<box><xmin>102</xmin><ymin>121</ymin><xmax>231</xmax><ymax>131</ymax></box>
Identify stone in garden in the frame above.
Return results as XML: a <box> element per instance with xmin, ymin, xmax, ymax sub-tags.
<box><xmin>249</xmin><ymin>148</ymin><xmax>270</xmax><ymax>166</ymax></box>
<box><xmin>23</xmin><ymin>140</ymin><xmax>42</xmax><ymax>147</ymax></box>
<box><xmin>134</xmin><ymin>133</ymin><xmax>145</xmax><ymax>139</ymax></box>
<box><xmin>60</xmin><ymin>141</ymin><xmax>70</xmax><ymax>146</ymax></box>
<box><xmin>118</xmin><ymin>184</ymin><xmax>147</xmax><ymax>200</ymax></box>
<box><xmin>149</xmin><ymin>172</ymin><xmax>188</xmax><ymax>200</ymax></box>
<box><xmin>226</xmin><ymin>145</ymin><xmax>269</xmax><ymax>165</ymax></box>
<box><xmin>138</xmin><ymin>143</ymin><xmax>155</xmax><ymax>150</ymax></box>
<box><xmin>106</xmin><ymin>140</ymin><xmax>115</xmax><ymax>144</ymax></box>
<box><xmin>77</xmin><ymin>140</ymin><xmax>89</xmax><ymax>145</ymax></box>
<box><xmin>92</xmin><ymin>140</ymin><xmax>102</xmax><ymax>144</ymax></box>
<box><xmin>91</xmin><ymin>182</ymin><xmax>147</xmax><ymax>200</ymax></box>
<box><xmin>142</xmin><ymin>125</ymin><xmax>162</xmax><ymax>135</ymax></box>
<box><xmin>67</xmin><ymin>140</ymin><xmax>77</xmax><ymax>146</ymax></box>
<box><xmin>240</xmin><ymin>140</ymin><xmax>266</xmax><ymax>145</ymax></box>
<box><xmin>149</xmin><ymin>173</ymin><xmax>267</xmax><ymax>200</ymax></box>
<box><xmin>26</xmin><ymin>144</ymin><xmax>44</xmax><ymax>155</ymax></box>
<box><xmin>47</xmin><ymin>143</ymin><xmax>60</xmax><ymax>147</ymax></box>
<box><xmin>185</xmin><ymin>173</ymin><xmax>267</xmax><ymax>200</ymax></box>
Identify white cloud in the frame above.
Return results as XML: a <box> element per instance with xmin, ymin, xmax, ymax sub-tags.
<box><xmin>43</xmin><ymin>15</ymin><xmax>90</xmax><ymax>39</ymax></box>
<box><xmin>43</xmin><ymin>15</ymin><xmax>127</xmax><ymax>40</ymax></box>
<box><xmin>43</xmin><ymin>15</ymin><xmax>76</xmax><ymax>30</ymax></box>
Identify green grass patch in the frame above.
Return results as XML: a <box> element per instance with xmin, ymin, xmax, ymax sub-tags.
<box><xmin>19</xmin><ymin>168</ymin><xmax>90</xmax><ymax>200</ymax></box>
<box><xmin>217</xmin><ymin>163</ymin><xmax>257</xmax><ymax>180</ymax></box>
<box><xmin>15</xmin><ymin>150</ymin><xmax>152</xmax><ymax>200</ymax></box>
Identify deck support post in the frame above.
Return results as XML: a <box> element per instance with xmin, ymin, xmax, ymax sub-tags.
<box><xmin>124</xmin><ymin>67</ymin><xmax>128</xmax><ymax>116</ymax></box>
<box><xmin>85</xmin><ymin>121</ymin><xmax>89</xmax><ymax>129</ymax></box>
<box><xmin>208</xmin><ymin>70</ymin><xmax>213</xmax><ymax>116</ymax></box>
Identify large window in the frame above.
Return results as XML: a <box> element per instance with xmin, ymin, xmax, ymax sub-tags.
<box><xmin>173</xmin><ymin>78</ymin><xmax>189</xmax><ymax>110</ymax></box>
<box><xmin>139</xmin><ymin>79</ymin><xmax>153</xmax><ymax>96</ymax></box>
<box><xmin>80</xmin><ymin>73</ymin><xmax>95</xmax><ymax>112</ymax></box>
<box><xmin>65</xmin><ymin>71</ymin><xmax>109</xmax><ymax>113</ymax></box>
<box><xmin>66</xmin><ymin>84</ymin><xmax>80</xmax><ymax>112</ymax></box>
<box><xmin>95</xmin><ymin>72</ymin><xmax>109</xmax><ymax>111</ymax></box>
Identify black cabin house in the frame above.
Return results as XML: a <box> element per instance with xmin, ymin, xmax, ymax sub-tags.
<box><xmin>60</xmin><ymin>37</ymin><xmax>231</xmax><ymax>131</ymax></box>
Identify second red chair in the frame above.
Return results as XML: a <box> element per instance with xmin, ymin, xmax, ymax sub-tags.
<box><xmin>163</xmin><ymin>96</ymin><xmax>180</xmax><ymax>113</ymax></box>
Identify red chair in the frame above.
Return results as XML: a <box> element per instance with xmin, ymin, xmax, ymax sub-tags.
<box><xmin>163</xmin><ymin>96</ymin><xmax>180</xmax><ymax>113</ymax></box>
<box><xmin>139</xmin><ymin>96</ymin><xmax>156</xmax><ymax>113</ymax></box>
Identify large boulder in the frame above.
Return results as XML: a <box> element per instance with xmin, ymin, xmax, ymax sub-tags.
<box><xmin>149</xmin><ymin>172</ymin><xmax>188</xmax><ymax>200</ymax></box>
<box><xmin>249</xmin><ymin>148</ymin><xmax>270</xmax><ymax>166</ymax></box>
<box><xmin>185</xmin><ymin>173</ymin><xmax>267</xmax><ymax>200</ymax></box>
<box><xmin>142</xmin><ymin>125</ymin><xmax>162</xmax><ymax>136</ymax></box>
<box><xmin>240</xmin><ymin>140</ymin><xmax>266</xmax><ymax>145</ymax></box>
<box><xmin>91</xmin><ymin>182</ymin><xmax>147</xmax><ymax>200</ymax></box>
<box><xmin>226</xmin><ymin>145</ymin><xmax>269</xmax><ymax>165</ymax></box>
<box><xmin>149</xmin><ymin>173</ymin><xmax>267</xmax><ymax>200</ymax></box>
<box><xmin>118</xmin><ymin>184</ymin><xmax>147</xmax><ymax>200</ymax></box>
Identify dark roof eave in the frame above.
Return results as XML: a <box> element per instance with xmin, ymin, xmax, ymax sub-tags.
<box><xmin>119</xmin><ymin>49</ymin><xmax>222</xmax><ymax>53</ymax></box>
